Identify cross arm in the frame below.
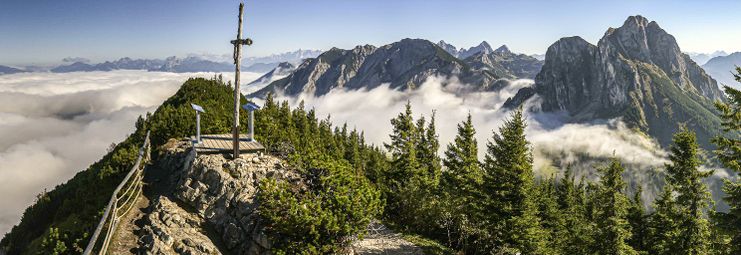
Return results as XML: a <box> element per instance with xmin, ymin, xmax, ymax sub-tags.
<box><xmin>231</xmin><ymin>38</ymin><xmax>253</xmax><ymax>46</ymax></box>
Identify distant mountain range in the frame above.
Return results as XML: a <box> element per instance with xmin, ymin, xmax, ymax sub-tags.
<box><xmin>0</xmin><ymin>65</ymin><xmax>26</xmax><ymax>75</ymax></box>
<box><xmin>244</xmin><ymin>62</ymin><xmax>295</xmax><ymax>94</ymax></box>
<box><xmin>703</xmin><ymin>52</ymin><xmax>741</xmax><ymax>89</ymax></box>
<box><xmin>505</xmin><ymin>15</ymin><xmax>724</xmax><ymax>149</ymax></box>
<box><xmin>252</xmin><ymin>39</ymin><xmax>543</xmax><ymax>97</ymax></box>
<box><xmin>687</xmin><ymin>51</ymin><xmax>729</xmax><ymax>65</ymax></box>
<box><xmin>2</xmin><ymin>49</ymin><xmax>322</xmax><ymax>75</ymax></box>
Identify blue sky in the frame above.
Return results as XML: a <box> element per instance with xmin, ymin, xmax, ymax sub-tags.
<box><xmin>2</xmin><ymin>0</ymin><xmax>740</xmax><ymax>66</ymax></box>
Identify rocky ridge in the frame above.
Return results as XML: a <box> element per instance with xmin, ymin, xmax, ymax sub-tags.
<box><xmin>252</xmin><ymin>38</ymin><xmax>542</xmax><ymax>97</ymax></box>
<box><xmin>506</xmin><ymin>15</ymin><xmax>724</xmax><ymax>147</ymax></box>
<box><xmin>134</xmin><ymin>140</ymin><xmax>420</xmax><ymax>255</ymax></box>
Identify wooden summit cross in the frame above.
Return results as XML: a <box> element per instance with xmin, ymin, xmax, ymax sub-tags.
<box><xmin>231</xmin><ymin>2</ymin><xmax>253</xmax><ymax>159</ymax></box>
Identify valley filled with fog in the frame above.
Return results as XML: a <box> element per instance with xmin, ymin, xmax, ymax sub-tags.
<box><xmin>0</xmin><ymin>71</ymin><xmax>732</xmax><ymax>236</ymax></box>
<box><xmin>0</xmin><ymin>71</ymin><xmax>262</xmax><ymax>235</ymax></box>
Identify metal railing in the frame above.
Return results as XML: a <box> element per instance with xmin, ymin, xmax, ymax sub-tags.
<box><xmin>83</xmin><ymin>131</ymin><xmax>151</xmax><ymax>255</ymax></box>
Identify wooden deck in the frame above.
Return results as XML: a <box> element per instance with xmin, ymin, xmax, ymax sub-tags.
<box><xmin>191</xmin><ymin>134</ymin><xmax>265</xmax><ymax>154</ymax></box>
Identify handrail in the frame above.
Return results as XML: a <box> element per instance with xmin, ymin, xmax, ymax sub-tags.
<box><xmin>83</xmin><ymin>131</ymin><xmax>150</xmax><ymax>255</ymax></box>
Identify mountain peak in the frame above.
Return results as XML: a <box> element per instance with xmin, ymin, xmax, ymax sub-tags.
<box><xmin>494</xmin><ymin>45</ymin><xmax>511</xmax><ymax>54</ymax></box>
<box><xmin>622</xmin><ymin>15</ymin><xmax>650</xmax><ymax>28</ymax></box>
<box><xmin>476</xmin><ymin>41</ymin><xmax>494</xmax><ymax>52</ymax></box>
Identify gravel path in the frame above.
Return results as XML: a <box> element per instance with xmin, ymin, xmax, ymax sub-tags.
<box><xmin>351</xmin><ymin>222</ymin><xmax>423</xmax><ymax>255</ymax></box>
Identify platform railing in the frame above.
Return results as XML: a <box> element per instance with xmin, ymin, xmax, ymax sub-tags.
<box><xmin>83</xmin><ymin>131</ymin><xmax>150</xmax><ymax>255</ymax></box>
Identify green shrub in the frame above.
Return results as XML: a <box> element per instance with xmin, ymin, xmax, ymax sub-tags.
<box><xmin>258</xmin><ymin>160</ymin><xmax>382</xmax><ymax>254</ymax></box>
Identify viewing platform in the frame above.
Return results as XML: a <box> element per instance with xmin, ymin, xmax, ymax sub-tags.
<box><xmin>191</xmin><ymin>134</ymin><xmax>265</xmax><ymax>154</ymax></box>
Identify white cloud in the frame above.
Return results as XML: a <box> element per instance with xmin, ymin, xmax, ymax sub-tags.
<box><xmin>276</xmin><ymin>75</ymin><xmax>674</xmax><ymax>202</ymax></box>
<box><xmin>0</xmin><ymin>70</ymin><xmax>263</xmax><ymax>236</ymax></box>
<box><xmin>276</xmin><ymin>76</ymin><xmax>668</xmax><ymax>171</ymax></box>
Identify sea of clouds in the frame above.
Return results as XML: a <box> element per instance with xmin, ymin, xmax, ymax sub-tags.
<box><xmin>274</xmin><ymin>76</ymin><xmax>669</xmax><ymax>171</ymax></box>
<box><xmin>272</xmin><ymin>76</ymin><xmax>732</xmax><ymax>207</ymax></box>
<box><xmin>0</xmin><ymin>71</ymin><xmax>732</xmax><ymax>236</ymax></box>
<box><xmin>0</xmin><ymin>70</ymin><xmax>262</xmax><ymax>236</ymax></box>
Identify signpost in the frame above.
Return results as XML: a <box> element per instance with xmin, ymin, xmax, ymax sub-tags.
<box><xmin>191</xmin><ymin>103</ymin><xmax>205</xmax><ymax>143</ymax></box>
<box><xmin>242</xmin><ymin>102</ymin><xmax>261</xmax><ymax>142</ymax></box>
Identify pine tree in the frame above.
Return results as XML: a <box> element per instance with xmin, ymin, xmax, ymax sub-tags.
<box><xmin>665</xmin><ymin>129</ymin><xmax>712</xmax><ymax>254</ymax></box>
<box><xmin>480</xmin><ymin>108</ymin><xmax>545</xmax><ymax>254</ymax></box>
<box><xmin>711</xmin><ymin>67</ymin><xmax>741</xmax><ymax>254</ymax></box>
<box><xmin>416</xmin><ymin>111</ymin><xmax>442</xmax><ymax>187</ymax></box>
<box><xmin>627</xmin><ymin>186</ymin><xmax>648</xmax><ymax>254</ymax></box>
<box><xmin>647</xmin><ymin>185</ymin><xmax>679</xmax><ymax>255</ymax></box>
<box><xmin>443</xmin><ymin>113</ymin><xmax>482</xmax><ymax>198</ymax></box>
<box><xmin>557</xmin><ymin>167</ymin><xmax>593</xmax><ymax>254</ymax></box>
<box><xmin>384</xmin><ymin>101</ymin><xmax>420</xmax><ymax>185</ymax></box>
<box><xmin>440</xmin><ymin>113</ymin><xmax>482</xmax><ymax>251</ymax></box>
<box><xmin>535</xmin><ymin>178</ymin><xmax>565</xmax><ymax>255</ymax></box>
<box><xmin>592</xmin><ymin>159</ymin><xmax>638</xmax><ymax>255</ymax></box>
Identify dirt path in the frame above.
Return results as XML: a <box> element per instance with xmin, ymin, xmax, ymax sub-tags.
<box><xmin>351</xmin><ymin>222</ymin><xmax>424</xmax><ymax>255</ymax></box>
<box><xmin>106</xmin><ymin>162</ymin><xmax>173</xmax><ymax>254</ymax></box>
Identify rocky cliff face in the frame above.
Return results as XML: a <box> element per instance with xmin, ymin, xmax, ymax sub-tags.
<box><xmin>508</xmin><ymin>15</ymin><xmax>724</xmax><ymax>147</ymax></box>
<box><xmin>463</xmin><ymin>48</ymin><xmax>544</xmax><ymax>79</ymax></box>
<box><xmin>138</xmin><ymin>141</ymin><xmax>302</xmax><ymax>255</ymax></box>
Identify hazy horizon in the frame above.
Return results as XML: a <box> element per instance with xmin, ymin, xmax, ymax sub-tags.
<box><xmin>3</xmin><ymin>0</ymin><xmax>741</xmax><ymax>66</ymax></box>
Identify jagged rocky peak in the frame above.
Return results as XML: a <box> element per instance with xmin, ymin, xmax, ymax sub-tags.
<box><xmin>598</xmin><ymin>15</ymin><xmax>724</xmax><ymax>100</ymax></box>
<box><xmin>507</xmin><ymin>15</ymin><xmax>725</xmax><ymax>147</ymax></box>
<box><xmin>273</xmin><ymin>62</ymin><xmax>295</xmax><ymax>75</ymax></box>
<box><xmin>533</xmin><ymin>36</ymin><xmax>598</xmax><ymax>113</ymax></box>
<box><xmin>437</xmin><ymin>40</ymin><xmax>459</xmax><ymax>56</ymax></box>
<box><xmin>459</xmin><ymin>41</ymin><xmax>494</xmax><ymax>59</ymax></box>
<box><xmin>494</xmin><ymin>44</ymin><xmax>511</xmax><ymax>54</ymax></box>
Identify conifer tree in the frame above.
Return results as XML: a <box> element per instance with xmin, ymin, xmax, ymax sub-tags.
<box><xmin>415</xmin><ymin>112</ymin><xmax>442</xmax><ymax>187</ymax></box>
<box><xmin>481</xmin><ymin>108</ymin><xmax>545</xmax><ymax>254</ymax></box>
<box><xmin>647</xmin><ymin>186</ymin><xmax>679</xmax><ymax>255</ymax></box>
<box><xmin>711</xmin><ymin>68</ymin><xmax>741</xmax><ymax>254</ymax></box>
<box><xmin>423</xmin><ymin>111</ymin><xmax>442</xmax><ymax>186</ymax></box>
<box><xmin>627</xmin><ymin>186</ymin><xmax>648</xmax><ymax>254</ymax></box>
<box><xmin>557</xmin><ymin>167</ymin><xmax>592</xmax><ymax>254</ymax></box>
<box><xmin>535</xmin><ymin>178</ymin><xmax>565</xmax><ymax>255</ymax></box>
<box><xmin>385</xmin><ymin>101</ymin><xmax>420</xmax><ymax>185</ymax></box>
<box><xmin>440</xmin><ymin>113</ymin><xmax>481</xmax><ymax>250</ymax></box>
<box><xmin>665</xmin><ymin>129</ymin><xmax>712</xmax><ymax>254</ymax></box>
<box><xmin>592</xmin><ymin>159</ymin><xmax>638</xmax><ymax>255</ymax></box>
<box><xmin>443</xmin><ymin>113</ymin><xmax>481</xmax><ymax>197</ymax></box>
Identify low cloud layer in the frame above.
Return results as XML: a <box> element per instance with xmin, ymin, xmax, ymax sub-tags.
<box><xmin>275</xmin><ymin>76</ymin><xmax>687</xmax><ymax>204</ymax></box>
<box><xmin>0</xmin><ymin>70</ymin><xmax>262</xmax><ymax>235</ymax></box>
<box><xmin>276</xmin><ymin>76</ymin><xmax>669</xmax><ymax>170</ymax></box>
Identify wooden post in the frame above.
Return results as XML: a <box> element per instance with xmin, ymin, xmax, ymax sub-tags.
<box><xmin>232</xmin><ymin>3</ymin><xmax>244</xmax><ymax>159</ymax></box>
<box><xmin>230</xmin><ymin>3</ymin><xmax>253</xmax><ymax>159</ymax></box>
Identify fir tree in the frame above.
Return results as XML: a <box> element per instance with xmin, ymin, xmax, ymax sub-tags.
<box><xmin>626</xmin><ymin>186</ymin><xmax>648</xmax><ymax>254</ymax></box>
<box><xmin>592</xmin><ymin>159</ymin><xmax>638</xmax><ymax>255</ymax></box>
<box><xmin>481</xmin><ymin>108</ymin><xmax>545</xmax><ymax>254</ymax></box>
<box><xmin>535</xmin><ymin>178</ymin><xmax>565</xmax><ymax>255</ymax></box>
<box><xmin>665</xmin><ymin>129</ymin><xmax>712</xmax><ymax>254</ymax></box>
<box><xmin>711</xmin><ymin>67</ymin><xmax>741</xmax><ymax>254</ymax></box>
<box><xmin>384</xmin><ymin>101</ymin><xmax>420</xmax><ymax>184</ymax></box>
<box><xmin>647</xmin><ymin>186</ymin><xmax>679</xmax><ymax>255</ymax></box>
<box><xmin>440</xmin><ymin>113</ymin><xmax>482</xmax><ymax>251</ymax></box>
<box><xmin>416</xmin><ymin>111</ymin><xmax>442</xmax><ymax>187</ymax></box>
<box><xmin>443</xmin><ymin>113</ymin><xmax>482</xmax><ymax>198</ymax></box>
<box><xmin>557</xmin><ymin>167</ymin><xmax>593</xmax><ymax>254</ymax></box>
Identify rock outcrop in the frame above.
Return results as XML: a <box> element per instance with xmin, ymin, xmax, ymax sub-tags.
<box><xmin>138</xmin><ymin>141</ymin><xmax>302</xmax><ymax>255</ymax></box>
<box><xmin>507</xmin><ymin>15</ymin><xmax>724</xmax><ymax>147</ymax></box>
